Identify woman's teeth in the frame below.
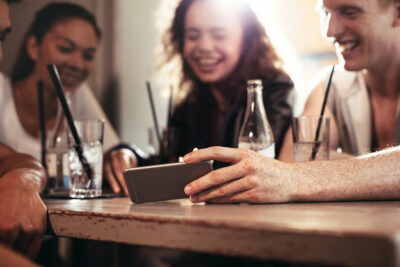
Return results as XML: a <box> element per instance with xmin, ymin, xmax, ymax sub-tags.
<box><xmin>199</xmin><ymin>58</ymin><xmax>218</xmax><ymax>66</ymax></box>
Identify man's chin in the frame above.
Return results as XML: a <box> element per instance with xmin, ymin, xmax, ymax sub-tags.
<box><xmin>341</xmin><ymin>59</ymin><xmax>364</xmax><ymax>72</ymax></box>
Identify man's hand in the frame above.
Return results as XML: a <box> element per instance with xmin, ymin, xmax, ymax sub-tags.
<box><xmin>104</xmin><ymin>148</ymin><xmax>137</xmax><ymax>195</ymax></box>
<box><xmin>183</xmin><ymin>146</ymin><xmax>296</xmax><ymax>204</ymax></box>
<box><xmin>0</xmin><ymin>168</ymin><xmax>47</xmax><ymax>258</ymax></box>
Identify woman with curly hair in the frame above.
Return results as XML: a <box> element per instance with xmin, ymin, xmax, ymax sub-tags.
<box><xmin>164</xmin><ymin>0</ymin><xmax>294</xmax><ymax>158</ymax></box>
<box><xmin>122</xmin><ymin>1</ymin><xmax>295</xmax><ymax>265</ymax></box>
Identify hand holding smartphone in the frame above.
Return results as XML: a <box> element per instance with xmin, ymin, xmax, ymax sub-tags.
<box><xmin>123</xmin><ymin>161</ymin><xmax>213</xmax><ymax>204</ymax></box>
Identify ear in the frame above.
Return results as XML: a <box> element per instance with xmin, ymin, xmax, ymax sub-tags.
<box><xmin>393</xmin><ymin>1</ymin><xmax>400</xmax><ymax>27</ymax></box>
<box><xmin>26</xmin><ymin>35</ymin><xmax>39</xmax><ymax>61</ymax></box>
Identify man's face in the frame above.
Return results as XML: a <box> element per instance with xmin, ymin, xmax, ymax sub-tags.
<box><xmin>0</xmin><ymin>0</ymin><xmax>11</xmax><ymax>62</ymax></box>
<box><xmin>318</xmin><ymin>0</ymin><xmax>398</xmax><ymax>71</ymax></box>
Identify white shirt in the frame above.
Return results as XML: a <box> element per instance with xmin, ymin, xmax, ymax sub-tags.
<box><xmin>0</xmin><ymin>72</ymin><xmax>120</xmax><ymax>160</ymax></box>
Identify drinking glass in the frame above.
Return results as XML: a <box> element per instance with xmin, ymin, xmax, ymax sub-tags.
<box><xmin>148</xmin><ymin>127</ymin><xmax>180</xmax><ymax>164</ymax></box>
<box><xmin>68</xmin><ymin>119</ymin><xmax>104</xmax><ymax>198</ymax></box>
<box><xmin>292</xmin><ymin>116</ymin><xmax>330</xmax><ymax>162</ymax></box>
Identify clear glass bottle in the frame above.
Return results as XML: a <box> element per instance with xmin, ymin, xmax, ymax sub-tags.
<box><xmin>238</xmin><ymin>79</ymin><xmax>275</xmax><ymax>158</ymax></box>
<box><xmin>46</xmin><ymin>98</ymin><xmax>71</xmax><ymax>192</ymax></box>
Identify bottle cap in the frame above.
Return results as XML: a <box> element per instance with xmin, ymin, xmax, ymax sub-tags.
<box><xmin>247</xmin><ymin>79</ymin><xmax>263</xmax><ymax>90</ymax></box>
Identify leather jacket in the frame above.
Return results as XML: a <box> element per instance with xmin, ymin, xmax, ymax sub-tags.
<box><xmin>169</xmin><ymin>73</ymin><xmax>294</xmax><ymax>158</ymax></box>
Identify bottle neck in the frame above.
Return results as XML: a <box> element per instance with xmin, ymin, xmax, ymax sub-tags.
<box><xmin>245</xmin><ymin>88</ymin><xmax>263</xmax><ymax>112</ymax></box>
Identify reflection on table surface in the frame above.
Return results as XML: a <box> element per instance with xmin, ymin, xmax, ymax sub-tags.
<box><xmin>45</xmin><ymin>198</ymin><xmax>400</xmax><ymax>267</ymax></box>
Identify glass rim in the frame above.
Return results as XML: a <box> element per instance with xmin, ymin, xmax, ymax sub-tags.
<box><xmin>74</xmin><ymin>118</ymin><xmax>105</xmax><ymax>124</ymax></box>
<box><xmin>293</xmin><ymin>115</ymin><xmax>330</xmax><ymax>120</ymax></box>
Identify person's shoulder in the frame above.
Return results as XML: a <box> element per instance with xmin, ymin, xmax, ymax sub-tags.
<box><xmin>264</xmin><ymin>72</ymin><xmax>293</xmax><ymax>86</ymax></box>
<box><xmin>309</xmin><ymin>66</ymin><xmax>359</xmax><ymax>92</ymax></box>
<box><xmin>71</xmin><ymin>83</ymin><xmax>95</xmax><ymax>100</ymax></box>
<box><xmin>0</xmin><ymin>72</ymin><xmax>11</xmax><ymax>86</ymax></box>
<box><xmin>0</xmin><ymin>72</ymin><xmax>12</xmax><ymax>99</ymax></box>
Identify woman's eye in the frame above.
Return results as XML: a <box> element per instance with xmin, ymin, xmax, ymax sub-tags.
<box><xmin>186</xmin><ymin>34</ymin><xmax>199</xmax><ymax>41</ymax></box>
<box><xmin>212</xmin><ymin>34</ymin><xmax>227</xmax><ymax>40</ymax></box>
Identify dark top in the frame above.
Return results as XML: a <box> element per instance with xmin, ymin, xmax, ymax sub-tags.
<box><xmin>169</xmin><ymin>73</ymin><xmax>294</xmax><ymax>158</ymax></box>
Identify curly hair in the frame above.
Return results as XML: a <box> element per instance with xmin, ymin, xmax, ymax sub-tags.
<box><xmin>162</xmin><ymin>0</ymin><xmax>286</xmax><ymax>104</ymax></box>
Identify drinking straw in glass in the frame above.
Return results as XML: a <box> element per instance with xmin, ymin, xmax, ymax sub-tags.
<box><xmin>311</xmin><ymin>65</ymin><xmax>335</xmax><ymax>160</ymax></box>
<box><xmin>47</xmin><ymin>64</ymin><xmax>93</xmax><ymax>180</ymax></box>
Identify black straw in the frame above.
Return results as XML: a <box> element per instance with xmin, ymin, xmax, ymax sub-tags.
<box><xmin>47</xmin><ymin>64</ymin><xmax>93</xmax><ymax>180</ymax></box>
<box><xmin>146</xmin><ymin>81</ymin><xmax>162</xmax><ymax>153</ymax></box>
<box><xmin>311</xmin><ymin>65</ymin><xmax>335</xmax><ymax>160</ymax></box>
<box><xmin>37</xmin><ymin>81</ymin><xmax>47</xmax><ymax>169</ymax></box>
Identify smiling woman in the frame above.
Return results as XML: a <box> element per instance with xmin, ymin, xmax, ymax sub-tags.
<box><xmin>161</xmin><ymin>0</ymin><xmax>295</xmax><ymax>159</ymax></box>
<box><xmin>0</xmin><ymin>3</ymin><xmax>137</xmax><ymax>196</ymax></box>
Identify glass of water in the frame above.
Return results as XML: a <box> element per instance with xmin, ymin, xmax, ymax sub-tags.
<box><xmin>68</xmin><ymin>119</ymin><xmax>104</xmax><ymax>198</ymax></box>
<box><xmin>292</xmin><ymin>116</ymin><xmax>330</xmax><ymax>162</ymax></box>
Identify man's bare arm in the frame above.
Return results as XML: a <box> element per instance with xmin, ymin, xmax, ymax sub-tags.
<box><xmin>0</xmin><ymin>144</ymin><xmax>46</xmax><ymax>192</ymax></box>
<box><xmin>0</xmin><ymin>144</ymin><xmax>47</xmax><ymax>258</ymax></box>
<box><xmin>183</xmin><ymin>146</ymin><xmax>400</xmax><ymax>203</ymax></box>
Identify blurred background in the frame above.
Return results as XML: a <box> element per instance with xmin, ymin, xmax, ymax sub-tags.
<box><xmin>1</xmin><ymin>0</ymin><xmax>337</xmax><ymax>152</ymax></box>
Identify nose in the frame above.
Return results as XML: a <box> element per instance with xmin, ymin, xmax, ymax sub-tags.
<box><xmin>197</xmin><ymin>34</ymin><xmax>213</xmax><ymax>53</ymax></box>
<box><xmin>68</xmin><ymin>52</ymin><xmax>85</xmax><ymax>70</ymax></box>
<box><xmin>323</xmin><ymin>13</ymin><xmax>344</xmax><ymax>41</ymax></box>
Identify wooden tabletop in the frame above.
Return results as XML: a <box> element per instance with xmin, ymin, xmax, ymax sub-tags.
<box><xmin>45</xmin><ymin>198</ymin><xmax>400</xmax><ymax>267</ymax></box>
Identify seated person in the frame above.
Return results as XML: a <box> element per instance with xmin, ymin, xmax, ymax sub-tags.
<box><xmin>121</xmin><ymin>0</ymin><xmax>294</xmax><ymax>266</ymax></box>
<box><xmin>182</xmin><ymin>0</ymin><xmax>400</xmax><ymax>204</ymax></box>
<box><xmin>184</xmin><ymin>145</ymin><xmax>400</xmax><ymax>203</ymax></box>
<box><xmin>0</xmin><ymin>2</ymin><xmax>136</xmax><ymax>194</ymax></box>
<box><xmin>0</xmin><ymin>0</ymin><xmax>47</xmax><ymax>261</ymax></box>
<box><xmin>162</xmin><ymin>0</ymin><xmax>294</xmax><ymax>158</ymax></box>
<box><xmin>279</xmin><ymin>0</ymin><xmax>400</xmax><ymax>161</ymax></box>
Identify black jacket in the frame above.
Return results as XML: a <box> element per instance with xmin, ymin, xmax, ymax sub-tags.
<box><xmin>169</xmin><ymin>73</ymin><xmax>294</xmax><ymax>158</ymax></box>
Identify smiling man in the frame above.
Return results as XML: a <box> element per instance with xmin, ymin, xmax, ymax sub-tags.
<box><xmin>0</xmin><ymin>0</ymin><xmax>47</xmax><ymax>264</ymax></box>
<box><xmin>182</xmin><ymin>0</ymin><xmax>400</xmax><ymax>204</ymax></box>
<box><xmin>280</xmin><ymin>0</ymin><xmax>400</xmax><ymax>159</ymax></box>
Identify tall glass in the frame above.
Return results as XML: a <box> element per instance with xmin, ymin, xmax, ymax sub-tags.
<box><xmin>148</xmin><ymin>127</ymin><xmax>180</xmax><ymax>164</ymax></box>
<box><xmin>68</xmin><ymin>119</ymin><xmax>104</xmax><ymax>198</ymax></box>
<box><xmin>292</xmin><ymin>116</ymin><xmax>330</xmax><ymax>162</ymax></box>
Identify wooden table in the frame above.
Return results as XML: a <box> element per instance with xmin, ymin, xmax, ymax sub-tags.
<box><xmin>45</xmin><ymin>198</ymin><xmax>400</xmax><ymax>267</ymax></box>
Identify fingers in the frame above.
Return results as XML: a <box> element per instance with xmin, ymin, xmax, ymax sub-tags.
<box><xmin>12</xmin><ymin>228</ymin><xmax>32</xmax><ymax>253</ymax></box>
<box><xmin>184</xmin><ymin>146</ymin><xmax>247</xmax><ymax>164</ymax></box>
<box><xmin>104</xmin><ymin>162</ymin><xmax>121</xmax><ymax>194</ymax></box>
<box><xmin>24</xmin><ymin>235</ymin><xmax>44</xmax><ymax>259</ymax></box>
<box><xmin>0</xmin><ymin>223</ymin><xmax>21</xmax><ymax>247</ymax></box>
<box><xmin>110</xmin><ymin>152</ymin><xmax>130</xmax><ymax>195</ymax></box>
<box><xmin>206</xmin><ymin>190</ymin><xmax>257</xmax><ymax>204</ymax></box>
<box><xmin>189</xmin><ymin>175</ymin><xmax>254</xmax><ymax>203</ymax></box>
<box><xmin>104</xmin><ymin>149</ymin><xmax>137</xmax><ymax>195</ymax></box>
<box><xmin>11</xmin><ymin>196</ymin><xmax>46</xmax><ymax>255</ymax></box>
<box><xmin>184</xmin><ymin>163</ymin><xmax>248</xmax><ymax>196</ymax></box>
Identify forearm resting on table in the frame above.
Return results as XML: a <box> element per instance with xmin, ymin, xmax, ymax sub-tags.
<box><xmin>0</xmin><ymin>151</ymin><xmax>47</xmax><ymax>193</ymax></box>
<box><xmin>291</xmin><ymin>147</ymin><xmax>400</xmax><ymax>202</ymax></box>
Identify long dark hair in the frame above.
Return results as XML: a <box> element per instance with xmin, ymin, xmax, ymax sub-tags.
<box><xmin>11</xmin><ymin>2</ymin><xmax>101</xmax><ymax>82</ymax></box>
<box><xmin>162</xmin><ymin>0</ymin><xmax>286</xmax><ymax>104</ymax></box>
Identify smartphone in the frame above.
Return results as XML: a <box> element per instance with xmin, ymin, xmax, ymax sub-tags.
<box><xmin>123</xmin><ymin>161</ymin><xmax>213</xmax><ymax>204</ymax></box>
